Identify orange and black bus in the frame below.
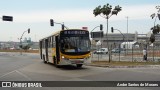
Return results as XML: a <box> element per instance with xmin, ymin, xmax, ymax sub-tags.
<box><xmin>39</xmin><ymin>29</ymin><xmax>91</xmax><ymax>68</ymax></box>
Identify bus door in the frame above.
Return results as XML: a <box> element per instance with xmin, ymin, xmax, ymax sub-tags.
<box><xmin>55</xmin><ymin>36</ymin><xmax>60</xmax><ymax>64</ymax></box>
<box><xmin>39</xmin><ymin>41</ymin><xmax>42</xmax><ymax>59</ymax></box>
<box><xmin>45</xmin><ymin>39</ymin><xmax>49</xmax><ymax>62</ymax></box>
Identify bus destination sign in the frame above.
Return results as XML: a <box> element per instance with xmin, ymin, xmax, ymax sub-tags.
<box><xmin>63</xmin><ymin>30</ymin><xmax>86</xmax><ymax>35</ymax></box>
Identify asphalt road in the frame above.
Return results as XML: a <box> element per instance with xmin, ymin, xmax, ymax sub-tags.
<box><xmin>0</xmin><ymin>52</ymin><xmax>160</xmax><ymax>90</ymax></box>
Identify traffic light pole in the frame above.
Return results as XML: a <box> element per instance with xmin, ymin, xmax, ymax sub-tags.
<box><xmin>54</xmin><ymin>22</ymin><xmax>69</xmax><ymax>30</ymax></box>
<box><xmin>112</xmin><ymin>29</ymin><xmax>125</xmax><ymax>41</ymax></box>
<box><xmin>111</xmin><ymin>28</ymin><xmax>125</xmax><ymax>61</ymax></box>
<box><xmin>50</xmin><ymin>19</ymin><xmax>69</xmax><ymax>30</ymax></box>
<box><xmin>19</xmin><ymin>29</ymin><xmax>30</xmax><ymax>55</ymax></box>
<box><xmin>90</xmin><ymin>25</ymin><xmax>103</xmax><ymax>59</ymax></box>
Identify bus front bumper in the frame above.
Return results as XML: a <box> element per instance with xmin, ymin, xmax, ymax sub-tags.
<box><xmin>59</xmin><ymin>58</ymin><xmax>91</xmax><ymax>65</ymax></box>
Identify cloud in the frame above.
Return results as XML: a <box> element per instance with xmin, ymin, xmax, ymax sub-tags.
<box><xmin>9</xmin><ymin>9</ymin><xmax>95</xmax><ymax>23</ymax></box>
<box><xmin>111</xmin><ymin>4</ymin><xmax>157</xmax><ymax>21</ymax></box>
<box><xmin>6</xmin><ymin>4</ymin><xmax>158</xmax><ymax>23</ymax></box>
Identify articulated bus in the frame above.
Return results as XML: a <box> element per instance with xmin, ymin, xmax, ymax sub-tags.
<box><xmin>39</xmin><ymin>29</ymin><xmax>91</xmax><ymax>68</ymax></box>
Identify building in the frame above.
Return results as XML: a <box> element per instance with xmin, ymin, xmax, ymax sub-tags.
<box><xmin>0</xmin><ymin>41</ymin><xmax>39</xmax><ymax>50</ymax></box>
<box><xmin>92</xmin><ymin>31</ymin><xmax>160</xmax><ymax>49</ymax></box>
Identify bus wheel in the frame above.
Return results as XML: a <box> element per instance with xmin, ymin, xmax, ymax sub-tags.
<box><xmin>76</xmin><ymin>64</ymin><xmax>83</xmax><ymax>68</ymax></box>
<box><xmin>43</xmin><ymin>55</ymin><xmax>47</xmax><ymax>63</ymax></box>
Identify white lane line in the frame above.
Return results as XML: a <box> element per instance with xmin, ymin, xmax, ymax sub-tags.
<box><xmin>15</xmin><ymin>70</ymin><xmax>32</xmax><ymax>80</ymax></box>
<box><xmin>0</xmin><ymin>70</ymin><xmax>32</xmax><ymax>80</ymax></box>
<box><xmin>0</xmin><ymin>70</ymin><xmax>16</xmax><ymax>79</ymax></box>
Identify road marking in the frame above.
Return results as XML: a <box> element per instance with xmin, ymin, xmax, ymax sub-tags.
<box><xmin>0</xmin><ymin>70</ymin><xmax>15</xmax><ymax>79</ymax></box>
<box><xmin>0</xmin><ymin>70</ymin><xmax>31</xmax><ymax>80</ymax></box>
<box><xmin>15</xmin><ymin>70</ymin><xmax>32</xmax><ymax>80</ymax></box>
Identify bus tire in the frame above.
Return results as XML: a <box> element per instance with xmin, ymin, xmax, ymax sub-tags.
<box><xmin>76</xmin><ymin>64</ymin><xmax>83</xmax><ymax>68</ymax></box>
<box><xmin>53</xmin><ymin>57</ymin><xmax>61</xmax><ymax>68</ymax></box>
<box><xmin>43</xmin><ymin>55</ymin><xmax>47</xmax><ymax>63</ymax></box>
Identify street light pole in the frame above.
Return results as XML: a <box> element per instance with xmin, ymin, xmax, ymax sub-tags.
<box><xmin>126</xmin><ymin>16</ymin><xmax>129</xmax><ymax>54</ymax></box>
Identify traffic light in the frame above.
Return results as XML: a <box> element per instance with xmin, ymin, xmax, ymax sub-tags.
<box><xmin>50</xmin><ymin>19</ymin><xmax>54</xmax><ymax>26</ymax></box>
<box><xmin>100</xmin><ymin>24</ymin><xmax>103</xmax><ymax>30</ymax></box>
<box><xmin>2</xmin><ymin>15</ymin><xmax>13</xmax><ymax>21</ymax></box>
<box><xmin>28</xmin><ymin>28</ymin><xmax>30</xmax><ymax>33</ymax></box>
<box><xmin>111</xmin><ymin>27</ymin><xmax>114</xmax><ymax>33</ymax></box>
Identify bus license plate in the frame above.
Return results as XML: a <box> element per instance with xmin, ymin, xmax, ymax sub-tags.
<box><xmin>72</xmin><ymin>61</ymin><xmax>83</xmax><ymax>64</ymax></box>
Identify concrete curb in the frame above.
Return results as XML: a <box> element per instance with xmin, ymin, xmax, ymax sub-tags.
<box><xmin>88</xmin><ymin>64</ymin><xmax>160</xmax><ymax>68</ymax></box>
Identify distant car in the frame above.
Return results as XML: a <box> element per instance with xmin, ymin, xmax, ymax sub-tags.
<box><xmin>94</xmin><ymin>48</ymin><xmax>108</xmax><ymax>54</ymax></box>
<box><xmin>111</xmin><ymin>48</ymin><xmax>126</xmax><ymax>53</ymax></box>
<box><xmin>111</xmin><ymin>48</ymin><xmax>121</xmax><ymax>53</ymax></box>
<box><xmin>10</xmin><ymin>47</ymin><xmax>15</xmax><ymax>50</ymax></box>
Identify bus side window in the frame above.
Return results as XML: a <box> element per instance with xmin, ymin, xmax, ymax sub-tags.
<box><xmin>49</xmin><ymin>37</ymin><xmax>51</xmax><ymax>48</ymax></box>
<box><xmin>42</xmin><ymin>40</ymin><xmax>44</xmax><ymax>48</ymax></box>
<box><xmin>52</xmin><ymin>36</ymin><xmax>55</xmax><ymax>48</ymax></box>
<box><xmin>48</xmin><ymin>38</ymin><xmax>50</xmax><ymax>48</ymax></box>
<box><xmin>50</xmin><ymin>37</ymin><xmax>52</xmax><ymax>48</ymax></box>
<box><xmin>43</xmin><ymin>40</ymin><xmax>45</xmax><ymax>48</ymax></box>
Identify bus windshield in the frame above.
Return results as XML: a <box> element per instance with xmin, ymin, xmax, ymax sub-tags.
<box><xmin>60</xmin><ymin>36</ymin><xmax>90</xmax><ymax>53</ymax></box>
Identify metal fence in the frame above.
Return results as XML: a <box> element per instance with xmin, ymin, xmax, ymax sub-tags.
<box><xmin>91</xmin><ymin>44</ymin><xmax>160</xmax><ymax>62</ymax></box>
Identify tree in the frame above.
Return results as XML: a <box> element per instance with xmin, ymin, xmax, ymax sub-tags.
<box><xmin>93</xmin><ymin>3</ymin><xmax>122</xmax><ymax>62</ymax></box>
<box><xmin>93</xmin><ymin>3</ymin><xmax>122</xmax><ymax>19</ymax></box>
<box><xmin>22</xmin><ymin>45</ymin><xmax>30</xmax><ymax>51</ymax></box>
<box><xmin>150</xmin><ymin>6</ymin><xmax>160</xmax><ymax>35</ymax></box>
<box><xmin>19</xmin><ymin>44</ymin><xmax>31</xmax><ymax>51</ymax></box>
<box><xmin>151</xmin><ymin>24</ymin><xmax>160</xmax><ymax>34</ymax></box>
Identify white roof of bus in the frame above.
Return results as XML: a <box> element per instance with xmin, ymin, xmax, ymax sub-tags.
<box><xmin>39</xmin><ymin>30</ymin><xmax>62</xmax><ymax>41</ymax></box>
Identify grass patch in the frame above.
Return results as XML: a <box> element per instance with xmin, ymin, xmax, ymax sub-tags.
<box><xmin>91</xmin><ymin>61</ymin><xmax>160</xmax><ymax>66</ymax></box>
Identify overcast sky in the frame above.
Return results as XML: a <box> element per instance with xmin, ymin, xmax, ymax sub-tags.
<box><xmin>0</xmin><ymin>0</ymin><xmax>160</xmax><ymax>42</ymax></box>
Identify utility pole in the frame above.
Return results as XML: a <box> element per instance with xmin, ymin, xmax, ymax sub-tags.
<box><xmin>126</xmin><ymin>16</ymin><xmax>129</xmax><ymax>54</ymax></box>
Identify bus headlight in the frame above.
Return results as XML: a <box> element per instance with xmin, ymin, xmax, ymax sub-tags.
<box><xmin>62</xmin><ymin>56</ymin><xmax>69</xmax><ymax>60</ymax></box>
<box><xmin>62</xmin><ymin>56</ymin><xmax>65</xmax><ymax>59</ymax></box>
